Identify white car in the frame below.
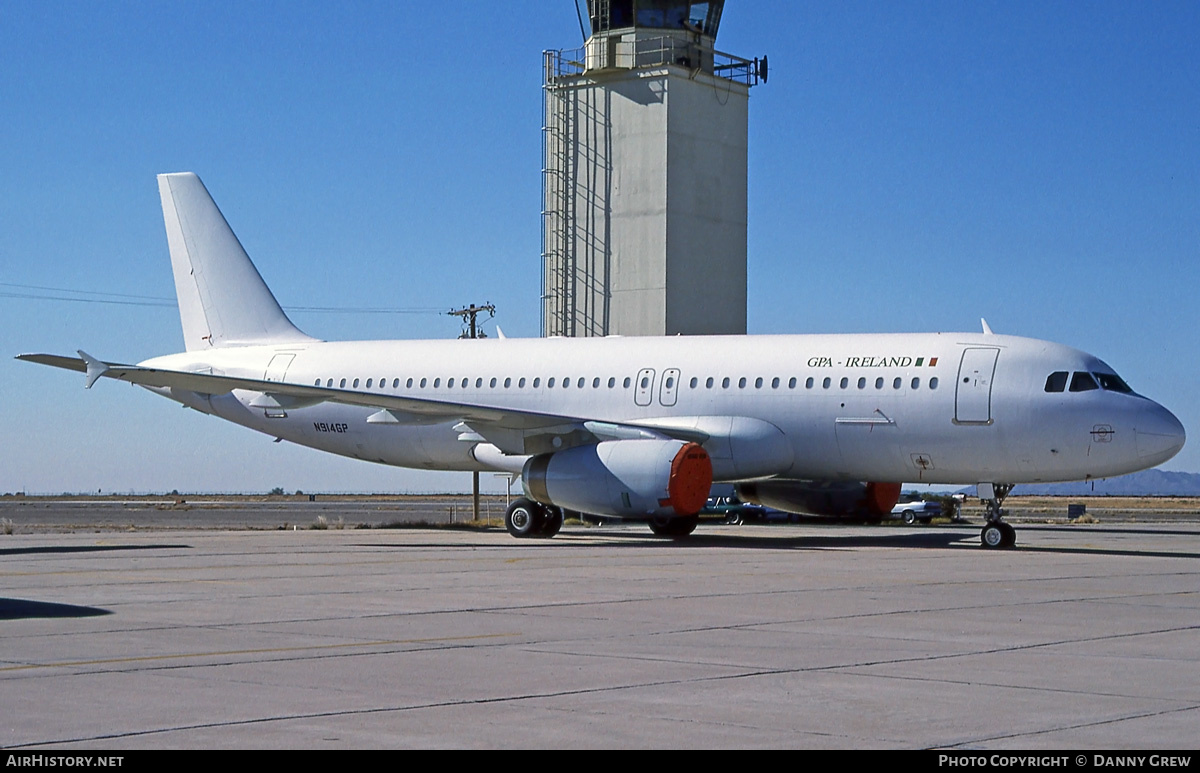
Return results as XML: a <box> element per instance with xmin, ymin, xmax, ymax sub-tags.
<box><xmin>890</xmin><ymin>498</ymin><xmax>942</xmax><ymax>524</ymax></box>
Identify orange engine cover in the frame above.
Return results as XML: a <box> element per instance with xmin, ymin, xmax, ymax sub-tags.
<box><xmin>666</xmin><ymin>442</ymin><xmax>713</xmax><ymax>516</ymax></box>
<box><xmin>863</xmin><ymin>481</ymin><xmax>903</xmax><ymax>515</ymax></box>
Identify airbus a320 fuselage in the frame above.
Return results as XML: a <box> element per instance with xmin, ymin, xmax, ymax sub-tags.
<box><xmin>19</xmin><ymin>173</ymin><xmax>1185</xmax><ymax>548</ymax></box>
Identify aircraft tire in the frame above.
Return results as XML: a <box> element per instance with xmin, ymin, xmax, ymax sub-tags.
<box><xmin>981</xmin><ymin>523</ymin><xmax>1007</xmax><ymax>549</ymax></box>
<box><xmin>648</xmin><ymin>515</ymin><xmax>699</xmax><ymax>538</ymax></box>
<box><xmin>538</xmin><ymin>506</ymin><xmax>564</xmax><ymax>538</ymax></box>
<box><xmin>506</xmin><ymin>498</ymin><xmax>544</xmax><ymax>539</ymax></box>
<box><xmin>999</xmin><ymin>521</ymin><xmax>1017</xmax><ymax>547</ymax></box>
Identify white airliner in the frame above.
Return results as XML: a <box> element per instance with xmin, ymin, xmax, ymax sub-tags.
<box><xmin>18</xmin><ymin>173</ymin><xmax>1186</xmax><ymax>548</ymax></box>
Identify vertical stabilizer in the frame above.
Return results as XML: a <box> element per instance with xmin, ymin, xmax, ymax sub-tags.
<box><xmin>157</xmin><ymin>173</ymin><xmax>316</xmax><ymax>350</ymax></box>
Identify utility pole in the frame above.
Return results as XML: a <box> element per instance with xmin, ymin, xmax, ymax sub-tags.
<box><xmin>448</xmin><ymin>303</ymin><xmax>495</xmax><ymax>340</ymax></box>
<box><xmin>448</xmin><ymin>303</ymin><xmax>495</xmax><ymax>521</ymax></box>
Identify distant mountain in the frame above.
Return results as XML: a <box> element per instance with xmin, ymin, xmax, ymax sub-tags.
<box><xmin>958</xmin><ymin>469</ymin><xmax>1200</xmax><ymax>497</ymax></box>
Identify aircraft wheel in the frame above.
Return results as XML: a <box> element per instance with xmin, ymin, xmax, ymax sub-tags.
<box><xmin>506</xmin><ymin>498</ymin><xmax>543</xmax><ymax>539</ymax></box>
<box><xmin>648</xmin><ymin>515</ymin><xmax>699</xmax><ymax>537</ymax></box>
<box><xmin>999</xmin><ymin>521</ymin><xmax>1017</xmax><ymax>548</ymax></box>
<box><xmin>902</xmin><ymin>510</ymin><xmax>916</xmax><ymax>524</ymax></box>
<box><xmin>538</xmin><ymin>506</ymin><xmax>564</xmax><ymax>538</ymax></box>
<box><xmin>981</xmin><ymin>523</ymin><xmax>1008</xmax><ymax>549</ymax></box>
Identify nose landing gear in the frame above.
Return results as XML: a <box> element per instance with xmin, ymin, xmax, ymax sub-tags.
<box><xmin>978</xmin><ymin>483</ymin><xmax>1016</xmax><ymax>549</ymax></box>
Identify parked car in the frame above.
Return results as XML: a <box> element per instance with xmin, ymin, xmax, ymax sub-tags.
<box><xmin>890</xmin><ymin>498</ymin><xmax>942</xmax><ymax>524</ymax></box>
<box><xmin>701</xmin><ymin>495</ymin><xmax>770</xmax><ymax>525</ymax></box>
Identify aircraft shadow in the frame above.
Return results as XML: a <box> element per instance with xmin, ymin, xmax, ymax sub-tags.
<box><xmin>569</xmin><ymin>527</ymin><xmax>1200</xmax><ymax>559</ymax></box>
<box><xmin>0</xmin><ymin>544</ymin><xmax>190</xmax><ymax>556</ymax></box>
<box><xmin>594</xmin><ymin>529</ymin><xmax>969</xmax><ymax>550</ymax></box>
<box><xmin>0</xmin><ymin>598</ymin><xmax>111</xmax><ymax>620</ymax></box>
<box><xmin>1017</xmin><ymin>523</ymin><xmax>1200</xmax><ymax>539</ymax></box>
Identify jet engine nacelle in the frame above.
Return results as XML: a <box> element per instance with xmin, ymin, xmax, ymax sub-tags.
<box><xmin>737</xmin><ymin>480</ymin><xmax>902</xmax><ymax>518</ymax></box>
<box><xmin>522</xmin><ymin>440</ymin><xmax>712</xmax><ymax>518</ymax></box>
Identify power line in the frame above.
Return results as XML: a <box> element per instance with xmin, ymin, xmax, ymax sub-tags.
<box><xmin>0</xmin><ymin>282</ymin><xmax>445</xmax><ymax>315</ymax></box>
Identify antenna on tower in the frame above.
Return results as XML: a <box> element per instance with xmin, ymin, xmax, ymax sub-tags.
<box><xmin>573</xmin><ymin>0</ymin><xmax>590</xmax><ymax>42</ymax></box>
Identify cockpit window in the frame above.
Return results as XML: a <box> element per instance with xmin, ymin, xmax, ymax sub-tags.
<box><xmin>1044</xmin><ymin>371</ymin><xmax>1068</xmax><ymax>393</ymax></box>
<box><xmin>1069</xmin><ymin>372</ymin><xmax>1099</xmax><ymax>392</ymax></box>
<box><xmin>1094</xmin><ymin>372</ymin><xmax>1134</xmax><ymax>394</ymax></box>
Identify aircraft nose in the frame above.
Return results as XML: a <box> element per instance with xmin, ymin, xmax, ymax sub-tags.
<box><xmin>1135</xmin><ymin>402</ymin><xmax>1186</xmax><ymax>465</ymax></box>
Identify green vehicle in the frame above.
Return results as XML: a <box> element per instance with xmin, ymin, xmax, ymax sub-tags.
<box><xmin>702</xmin><ymin>495</ymin><xmax>771</xmax><ymax>525</ymax></box>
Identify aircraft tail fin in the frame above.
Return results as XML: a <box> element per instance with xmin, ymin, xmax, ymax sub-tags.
<box><xmin>157</xmin><ymin>172</ymin><xmax>317</xmax><ymax>351</ymax></box>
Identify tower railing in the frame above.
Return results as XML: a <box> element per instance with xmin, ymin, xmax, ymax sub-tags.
<box><xmin>541</xmin><ymin>49</ymin><xmax>582</xmax><ymax>337</ymax></box>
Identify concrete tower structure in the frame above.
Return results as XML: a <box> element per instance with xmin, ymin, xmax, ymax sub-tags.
<box><xmin>542</xmin><ymin>1</ymin><xmax>765</xmax><ymax>338</ymax></box>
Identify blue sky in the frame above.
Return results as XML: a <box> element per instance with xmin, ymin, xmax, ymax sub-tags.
<box><xmin>2</xmin><ymin>1</ymin><xmax>1196</xmax><ymax>494</ymax></box>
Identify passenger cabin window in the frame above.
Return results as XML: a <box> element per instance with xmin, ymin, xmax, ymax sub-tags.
<box><xmin>1045</xmin><ymin>371</ymin><xmax>1068</xmax><ymax>393</ymax></box>
<box><xmin>1070</xmin><ymin>372</ymin><xmax>1099</xmax><ymax>392</ymax></box>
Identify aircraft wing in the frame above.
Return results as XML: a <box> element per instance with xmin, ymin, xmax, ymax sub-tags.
<box><xmin>16</xmin><ymin>352</ymin><xmax>702</xmax><ymax>456</ymax></box>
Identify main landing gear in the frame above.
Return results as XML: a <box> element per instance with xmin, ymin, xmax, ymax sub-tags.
<box><xmin>979</xmin><ymin>483</ymin><xmax>1016</xmax><ymax>549</ymax></box>
<box><xmin>505</xmin><ymin>497</ymin><xmax>563</xmax><ymax>539</ymax></box>
<box><xmin>648</xmin><ymin>515</ymin><xmax>699</xmax><ymax>538</ymax></box>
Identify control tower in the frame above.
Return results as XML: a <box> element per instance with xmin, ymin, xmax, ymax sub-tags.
<box><xmin>542</xmin><ymin>1</ymin><xmax>765</xmax><ymax>337</ymax></box>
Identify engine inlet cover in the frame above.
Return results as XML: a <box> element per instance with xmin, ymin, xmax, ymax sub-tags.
<box><xmin>523</xmin><ymin>439</ymin><xmax>713</xmax><ymax>518</ymax></box>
